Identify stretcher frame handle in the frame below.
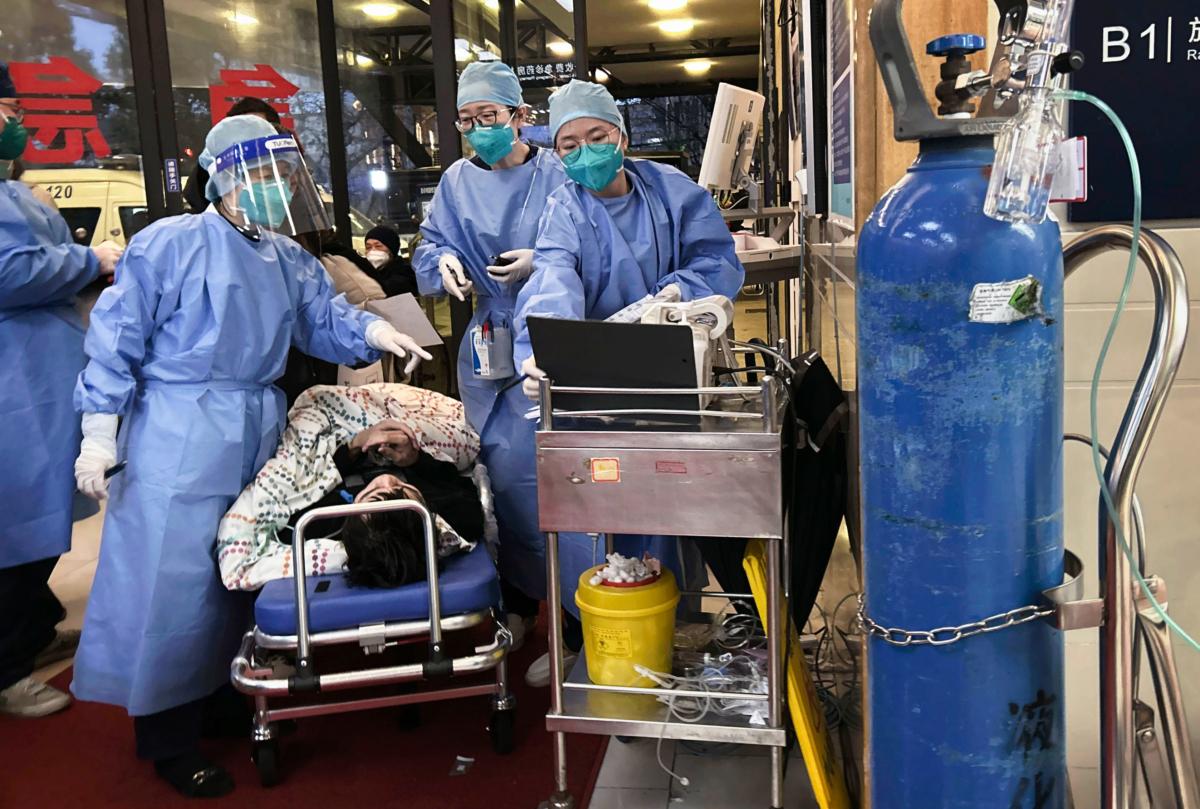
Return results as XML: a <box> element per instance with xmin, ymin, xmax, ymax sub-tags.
<box><xmin>290</xmin><ymin>499</ymin><xmax>443</xmax><ymax>692</ymax></box>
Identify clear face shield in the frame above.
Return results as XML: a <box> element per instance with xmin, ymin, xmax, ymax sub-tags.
<box><xmin>210</xmin><ymin>134</ymin><xmax>331</xmax><ymax>236</ymax></box>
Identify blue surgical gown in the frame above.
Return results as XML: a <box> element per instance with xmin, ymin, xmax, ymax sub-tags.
<box><xmin>486</xmin><ymin>158</ymin><xmax>745</xmax><ymax>610</ymax></box>
<box><xmin>412</xmin><ymin>147</ymin><xmax>565</xmax><ymax>432</ymax></box>
<box><xmin>71</xmin><ymin>210</ymin><xmax>379</xmax><ymax>716</ymax></box>
<box><xmin>0</xmin><ymin>181</ymin><xmax>100</xmax><ymax>569</ymax></box>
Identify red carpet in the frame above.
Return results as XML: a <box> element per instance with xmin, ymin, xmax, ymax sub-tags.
<box><xmin>0</xmin><ymin>626</ymin><xmax>606</xmax><ymax>809</ymax></box>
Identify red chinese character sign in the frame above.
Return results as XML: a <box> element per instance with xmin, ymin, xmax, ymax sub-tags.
<box><xmin>209</xmin><ymin>64</ymin><xmax>299</xmax><ymax>129</ymax></box>
<box><xmin>9</xmin><ymin>58</ymin><xmax>112</xmax><ymax>164</ymax></box>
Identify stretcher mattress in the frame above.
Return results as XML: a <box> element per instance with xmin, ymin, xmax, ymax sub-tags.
<box><xmin>254</xmin><ymin>543</ymin><xmax>501</xmax><ymax>635</ymax></box>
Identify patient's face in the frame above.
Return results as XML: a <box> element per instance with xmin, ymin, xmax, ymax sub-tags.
<box><xmin>354</xmin><ymin>474</ymin><xmax>425</xmax><ymax>506</ymax></box>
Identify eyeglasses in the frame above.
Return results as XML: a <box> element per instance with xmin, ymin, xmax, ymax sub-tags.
<box><xmin>0</xmin><ymin>101</ymin><xmax>25</xmax><ymax>124</ymax></box>
<box><xmin>454</xmin><ymin>107</ymin><xmax>515</xmax><ymax>133</ymax></box>
<box><xmin>556</xmin><ymin>125</ymin><xmax>620</xmax><ymax>156</ymax></box>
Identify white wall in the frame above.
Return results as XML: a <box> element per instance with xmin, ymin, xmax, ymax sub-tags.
<box><xmin>1059</xmin><ymin>220</ymin><xmax>1200</xmax><ymax>807</ymax></box>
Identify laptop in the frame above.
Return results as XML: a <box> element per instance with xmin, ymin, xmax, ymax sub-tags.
<box><xmin>527</xmin><ymin>317</ymin><xmax>700</xmax><ymax>416</ymax></box>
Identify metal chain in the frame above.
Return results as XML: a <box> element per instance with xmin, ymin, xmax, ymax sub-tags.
<box><xmin>856</xmin><ymin>593</ymin><xmax>1055</xmax><ymax>647</ymax></box>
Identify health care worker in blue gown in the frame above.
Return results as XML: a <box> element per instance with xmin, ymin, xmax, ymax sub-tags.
<box><xmin>414</xmin><ymin>60</ymin><xmax>564</xmax><ymax>432</ymax></box>
<box><xmin>69</xmin><ymin>114</ymin><xmax>431</xmax><ymax>799</ymax></box>
<box><xmin>0</xmin><ymin>66</ymin><xmax>123</xmax><ymax>720</ymax></box>
<box><xmin>412</xmin><ymin>60</ymin><xmax>565</xmax><ymax>642</ymax></box>
<box><xmin>501</xmin><ymin>79</ymin><xmax>744</xmax><ymax>670</ymax></box>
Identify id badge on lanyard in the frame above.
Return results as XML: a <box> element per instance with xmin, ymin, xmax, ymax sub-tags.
<box><xmin>471</xmin><ymin>318</ymin><xmax>515</xmax><ymax>380</ymax></box>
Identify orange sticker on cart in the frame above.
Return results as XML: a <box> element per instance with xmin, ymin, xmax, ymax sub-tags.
<box><xmin>590</xmin><ymin>458</ymin><xmax>620</xmax><ymax>483</ymax></box>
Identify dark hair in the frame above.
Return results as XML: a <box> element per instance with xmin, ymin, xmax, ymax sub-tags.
<box><xmin>365</xmin><ymin>225</ymin><xmax>401</xmax><ymax>257</ymax></box>
<box><xmin>341</xmin><ymin>498</ymin><xmax>431</xmax><ymax>588</ymax></box>
<box><xmin>228</xmin><ymin>96</ymin><xmax>283</xmax><ymax>126</ymax></box>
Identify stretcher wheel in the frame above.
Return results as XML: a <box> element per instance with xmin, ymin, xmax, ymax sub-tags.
<box><xmin>252</xmin><ymin>739</ymin><xmax>282</xmax><ymax>787</ymax></box>
<box><xmin>489</xmin><ymin>708</ymin><xmax>516</xmax><ymax>755</ymax></box>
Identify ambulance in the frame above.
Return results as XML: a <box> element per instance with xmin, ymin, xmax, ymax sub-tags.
<box><xmin>21</xmin><ymin>157</ymin><xmax>374</xmax><ymax>253</ymax></box>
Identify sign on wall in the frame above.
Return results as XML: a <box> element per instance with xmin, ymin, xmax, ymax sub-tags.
<box><xmin>8</xmin><ymin>58</ymin><xmax>112</xmax><ymax>165</ymax></box>
<box><xmin>209</xmin><ymin>64</ymin><xmax>300</xmax><ymax>128</ymax></box>
<box><xmin>1069</xmin><ymin>3</ymin><xmax>1200</xmax><ymax>221</ymax></box>
<box><xmin>516</xmin><ymin>61</ymin><xmax>575</xmax><ymax>88</ymax></box>
<box><xmin>827</xmin><ymin>0</ymin><xmax>854</xmax><ymax>228</ymax></box>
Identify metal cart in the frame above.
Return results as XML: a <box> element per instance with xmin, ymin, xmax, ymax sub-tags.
<box><xmin>534</xmin><ymin>372</ymin><xmax>793</xmax><ymax>809</ymax></box>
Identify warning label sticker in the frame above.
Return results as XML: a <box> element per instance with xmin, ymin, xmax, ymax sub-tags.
<box><xmin>590</xmin><ymin>458</ymin><xmax>620</xmax><ymax>483</ymax></box>
<box><xmin>968</xmin><ymin>276</ymin><xmax>1042</xmax><ymax>324</ymax></box>
<box><xmin>592</xmin><ymin>627</ymin><xmax>632</xmax><ymax>658</ymax></box>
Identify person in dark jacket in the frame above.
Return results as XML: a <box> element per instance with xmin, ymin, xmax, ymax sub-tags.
<box><xmin>363</xmin><ymin>224</ymin><xmax>418</xmax><ymax>297</ymax></box>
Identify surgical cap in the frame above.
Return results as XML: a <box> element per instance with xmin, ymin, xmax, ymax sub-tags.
<box><xmin>548</xmin><ymin>79</ymin><xmax>625</xmax><ymax>144</ymax></box>
<box><xmin>201</xmin><ymin>114</ymin><xmax>282</xmax><ymax>202</ymax></box>
<box><xmin>456</xmin><ymin>60</ymin><xmax>523</xmax><ymax>110</ymax></box>
<box><xmin>0</xmin><ymin>62</ymin><xmax>16</xmax><ymax>99</ymax></box>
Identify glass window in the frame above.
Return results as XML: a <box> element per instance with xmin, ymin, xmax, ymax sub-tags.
<box><xmin>513</xmin><ymin>1</ymin><xmax>579</xmax><ymax>149</ymax></box>
<box><xmin>3</xmin><ymin>1</ymin><xmax>143</xmax><ymax>246</ymax></box>
<box><xmin>163</xmin><ymin>0</ymin><xmax>330</xmax><ymax>208</ymax></box>
<box><xmin>118</xmin><ymin>205</ymin><xmax>151</xmax><ymax>241</ymax></box>
<box><xmin>59</xmin><ymin>207</ymin><xmax>102</xmax><ymax>245</ymax></box>
<box><xmin>2</xmin><ymin>0</ymin><xmax>142</xmax><ymax>170</ymax></box>
<box><xmin>332</xmin><ymin>0</ymin><xmax>437</xmax><ymax>247</ymax></box>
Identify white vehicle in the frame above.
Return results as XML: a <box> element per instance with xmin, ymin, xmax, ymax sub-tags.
<box><xmin>22</xmin><ymin>162</ymin><xmax>374</xmax><ymax>254</ymax></box>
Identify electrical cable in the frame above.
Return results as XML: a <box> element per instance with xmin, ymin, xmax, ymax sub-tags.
<box><xmin>1054</xmin><ymin>88</ymin><xmax>1200</xmax><ymax>653</ymax></box>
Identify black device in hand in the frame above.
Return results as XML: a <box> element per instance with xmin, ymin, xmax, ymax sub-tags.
<box><xmin>489</xmin><ymin>254</ymin><xmax>516</xmax><ymax>267</ymax></box>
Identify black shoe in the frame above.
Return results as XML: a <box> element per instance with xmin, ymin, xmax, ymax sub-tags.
<box><xmin>154</xmin><ymin>753</ymin><xmax>235</xmax><ymax>799</ymax></box>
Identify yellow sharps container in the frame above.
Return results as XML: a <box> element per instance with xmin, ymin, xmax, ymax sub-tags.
<box><xmin>575</xmin><ymin>566</ymin><xmax>679</xmax><ymax>687</ymax></box>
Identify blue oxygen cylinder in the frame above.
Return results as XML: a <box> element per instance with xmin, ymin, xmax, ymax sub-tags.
<box><xmin>857</xmin><ymin>9</ymin><xmax>1066</xmax><ymax>809</ymax></box>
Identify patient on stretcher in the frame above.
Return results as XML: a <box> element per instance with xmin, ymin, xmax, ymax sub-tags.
<box><xmin>217</xmin><ymin>384</ymin><xmax>487</xmax><ymax>592</ymax></box>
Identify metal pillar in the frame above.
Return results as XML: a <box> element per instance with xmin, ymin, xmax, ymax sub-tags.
<box><xmin>429</xmin><ymin>0</ymin><xmax>472</xmax><ymax>356</ymax></box>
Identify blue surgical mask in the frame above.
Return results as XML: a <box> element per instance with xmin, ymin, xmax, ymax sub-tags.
<box><xmin>562</xmin><ymin>143</ymin><xmax>624</xmax><ymax>193</ymax></box>
<box><xmin>238</xmin><ymin>180</ymin><xmax>294</xmax><ymax>228</ymax></box>
<box><xmin>466</xmin><ymin>123</ymin><xmax>515</xmax><ymax>166</ymax></box>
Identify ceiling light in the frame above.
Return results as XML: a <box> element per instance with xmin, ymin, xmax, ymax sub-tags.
<box><xmin>594</xmin><ymin>67</ymin><xmax>611</xmax><ymax>83</ymax></box>
<box><xmin>548</xmin><ymin>40</ymin><xmax>574</xmax><ymax>57</ymax></box>
<box><xmin>481</xmin><ymin>0</ymin><xmax>500</xmax><ymax>9</ymax></box>
<box><xmin>555</xmin><ymin>0</ymin><xmax>574</xmax><ymax>10</ymax></box>
<box><xmin>369</xmin><ymin>169</ymin><xmax>389</xmax><ymax>191</ymax></box>
<box><xmin>356</xmin><ymin>53</ymin><xmax>375</xmax><ymax>68</ymax></box>
<box><xmin>657</xmin><ymin>18</ymin><xmax>695</xmax><ymax>35</ymax></box>
<box><xmin>360</xmin><ymin>3</ymin><xmax>400</xmax><ymax>19</ymax></box>
<box><xmin>682</xmin><ymin>59</ymin><xmax>713</xmax><ymax>75</ymax></box>
<box><xmin>648</xmin><ymin>0</ymin><xmax>687</xmax><ymax>11</ymax></box>
<box><xmin>226</xmin><ymin>11</ymin><xmax>259</xmax><ymax>26</ymax></box>
<box><xmin>454</xmin><ymin>37</ymin><xmax>473</xmax><ymax>62</ymax></box>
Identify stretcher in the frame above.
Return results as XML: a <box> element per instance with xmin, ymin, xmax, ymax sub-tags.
<box><xmin>230</xmin><ymin>494</ymin><xmax>514</xmax><ymax>787</ymax></box>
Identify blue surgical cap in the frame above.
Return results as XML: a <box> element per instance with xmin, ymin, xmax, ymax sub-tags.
<box><xmin>456</xmin><ymin>60</ymin><xmax>523</xmax><ymax>110</ymax></box>
<box><xmin>548</xmin><ymin>79</ymin><xmax>625</xmax><ymax>144</ymax></box>
<box><xmin>201</xmin><ymin>114</ymin><xmax>281</xmax><ymax>202</ymax></box>
<box><xmin>0</xmin><ymin>62</ymin><xmax>16</xmax><ymax>99</ymax></box>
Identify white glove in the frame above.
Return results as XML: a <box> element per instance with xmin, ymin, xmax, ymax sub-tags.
<box><xmin>91</xmin><ymin>240</ymin><xmax>123</xmax><ymax>279</ymax></box>
<box><xmin>365</xmin><ymin>319</ymin><xmax>434</xmax><ymax>376</ymax></box>
<box><xmin>75</xmin><ymin>413</ymin><xmax>119</xmax><ymax>501</ymax></box>
<box><xmin>486</xmin><ymin>248</ymin><xmax>534</xmax><ymax>285</ymax></box>
<box><xmin>521</xmin><ymin>355</ymin><xmax>547</xmax><ymax>401</ymax></box>
<box><xmin>438</xmin><ymin>253</ymin><xmax>473</xmax><ymax>301</ymax></box>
